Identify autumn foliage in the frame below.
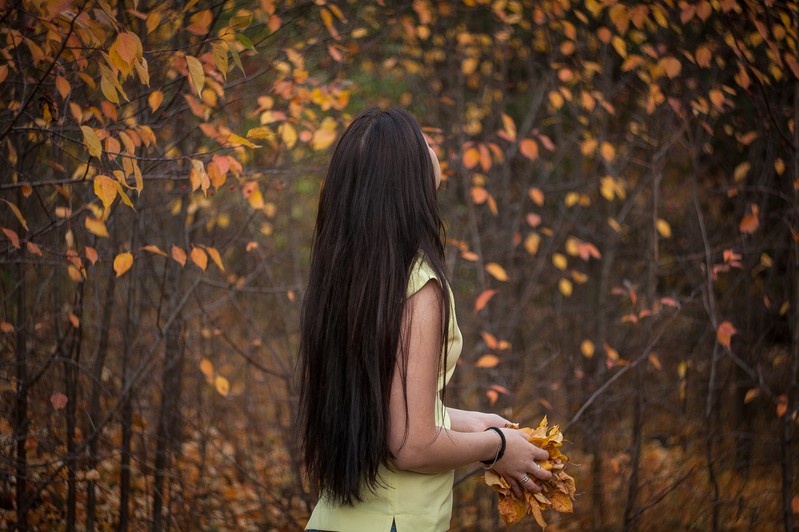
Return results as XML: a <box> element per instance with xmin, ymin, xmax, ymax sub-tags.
<box><xmin>1</xmin><ymin>0</ymin><xmax>798</xmax><ymax>530</ymax></box>
<box><xmin>484</xmin><ymin>418</ymin><xmax>576</xmax><ymax>528</ymax></box>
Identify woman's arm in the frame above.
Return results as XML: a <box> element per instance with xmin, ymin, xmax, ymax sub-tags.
<box><xmin>447</xmin><ymin>408</ymin><xmax>511</xmax><ymax>433</ymax></box>
<box><xmin>388</xmin><ymin>281</ymin><xmax>550</xmax><ymax>497</ymax></box>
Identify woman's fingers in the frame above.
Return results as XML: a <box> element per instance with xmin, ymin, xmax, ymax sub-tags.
<box><xmin>531</xmin><ymin>460</ymin><xmax>552</xmax><ymax>481</ymax></box>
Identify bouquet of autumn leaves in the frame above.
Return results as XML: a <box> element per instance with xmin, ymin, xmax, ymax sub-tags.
<box><xmin>483</xmin><ymin>417</ymin><xmax>576</xmax><ymax>528</ymax></box>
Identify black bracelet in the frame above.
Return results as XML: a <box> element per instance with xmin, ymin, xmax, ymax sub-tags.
<box><xmin>481</xmin><ymin>427</ymin><xmax>506</xmax><ymax>468</ymax></box>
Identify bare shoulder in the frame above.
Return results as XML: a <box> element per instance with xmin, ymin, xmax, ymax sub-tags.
<box><xmin>405</xmin><ymin>279</ymin><xmax>444</xmax><ymax>337</ymax></box>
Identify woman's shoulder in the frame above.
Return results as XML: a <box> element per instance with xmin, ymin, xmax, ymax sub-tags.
<box><xmin>406</xmin><ymin>253</ymin><xmax>441</xmax><ymax>298</ymax></box>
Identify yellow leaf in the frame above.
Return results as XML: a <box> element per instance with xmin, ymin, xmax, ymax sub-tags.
<box><xmin>171</xmin><ymin>245</ymin><xmax>187</xmax><ymax>267</ymax></box>
<box><xmin>280</xmin><ymin>123</ymin><xmax>297</xmax><ymax>149</ymax></box>
<box><xmin>716</xmin><ymin>320</ymin><xmax>736</xmax><ymax>347</ymax></box>
<box><xmin>246</xmin><ymin>126</ymin><xmax>274</xmax><ymax>140</ymax></box>
<box><xmin>81</xmin><ymin>126</ymin><xmax>102</xmax><ymax>158</ymax></box>
<box><xmin>656</xmin><ymin>218</ymin><xmax>671</xmax><ymax>238</ymax></box>
<box><xmin>600</xmin><ymin>142</ymin><xmax>616</xmax><ymax>162</ymax></box>
<box><xmin>733</xmin><ymin>161</ymin><xmax>750</xmax><ymax>182</ymax></box>
<box><xmin>775</xmin><ymin>158</ymin><xmax>785</xmax><ymax>175</ymax></box>
<box><xmin>605</xmin><ymin>343</ymin><xmax>620</xmax><ymax>361</ymax></box>
<box><xmin>475</xmin><ymin>354</ymin><xmax>500</xmax><ymax>368</ymax></box>
<box><xmin>211</xmin><ymin>40</ymin><xmax>229</xmax><ymax>79</ymax></box>
<box><xmin>214</xmin><ymin>375</ymin><xmax>230</xmax><ymax>396</ymax></box>
<box><xmin>580</xmin><ymin>339</ymin><xmax>595</xmax><ymax>358</ymax></box>
<box><xmin>93</xmin><ymin>175</ymin><xmax>117</xmax><ymax>210</ymax></box>
<box><xmin>461</xmin><ymin>57</ymin><xmax>478</xmax><ymax>75</ymax></box>
<box><xmin>148</xmin><ymin>90</ymin><xmax>164</xmax><ymax>112</ymax></box>
<box><xmin>485</xmin><ymin>262</ymin><xmax>508</xmax><ymax>281</ymax></box>
<box><xmin>190</xmin><ymin>246</ymin><xmax>208</xmax><ymax>271</ymax></box>
<box><xmin>113</xmin><ymin>252</ymin><xmax>134</xmax><ymax>277</ymax></box>
<box><xmin>559</xmin><ymin>278</ymin><xmax>573</xmax><ymax>297</ymax></box>
<box><xmin>552</xmin><ymin>253</ymin><xmax>568</xmax><ymax>270</ymax></box>
<box><xmin>224</xmin><ymin>133</ymin><xmax>259</xmax><ymax>150</ymax></box>
<box><xmin>524</xmin><ymin>232</ymin><xmax>541</xmax><ymax>256</ymax></box>
<box><xmin>1</xmin><ymin>199</ymin><xmax>28</xmax><ymax>231</ymax></box>
<box><xmin>67</xmin><ymin>264</ymin><xmax>83</xmax><ymax>282</ymax></box>
<box><xmin>312</xmin><ymin>126</ymin><xmax>337</xmax><ymax>151</ymax></box>
<box><xmin>580</xmin><ymin>138</ymin><xmax>597</xmax><ymax>156</ymax></box>
<box><xmin>186</xmin><ymin>55</ymin><xmax>205</xmax><ymax>97</ymax></box>
<box><xmin>501</xmin><ymin>113</ymin><xmax>516</xmax><ymax>141</ymax></box>
<box><xmin>85</xmin><ymin>216</ymin><xmax>110</xmax><ymax>238</ymax></box>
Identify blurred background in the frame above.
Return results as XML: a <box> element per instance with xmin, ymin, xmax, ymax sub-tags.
<box><xmin>0</xmin><ymin>0</ymin><xmax>796</xmax><ymax>530</ymax></box>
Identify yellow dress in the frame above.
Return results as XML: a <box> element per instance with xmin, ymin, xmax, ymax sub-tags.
<box><xmin>305</xmin><ymin>255</ymin><xmax>463</xmax><ymax>532</ymax></box>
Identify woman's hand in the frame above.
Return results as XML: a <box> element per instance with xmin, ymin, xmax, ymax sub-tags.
<box><xmin>491</xmin><ymin>428</ymin><xmax>552</xmax><ymax>499</ymax></box>
<box><xmin>447</xmin><ymin>408</ymin><xmax>512</xmax><ymax>432</ymax></box>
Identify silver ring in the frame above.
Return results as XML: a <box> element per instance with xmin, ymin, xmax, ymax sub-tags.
<box><xmin>520</xmin><ymin>474</ymin><xmax>530</xmax><ymax>484</ymax></box>
<box><xmin>534</xmin><ymin>462</ymin><xmax>542</xmax><ymax>470</ymax></box>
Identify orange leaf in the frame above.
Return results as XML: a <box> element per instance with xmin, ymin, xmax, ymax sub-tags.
<box><xmin>471</xmin><ymin>186</ymin><xmax>488</xmax><ymax>205</ymax></box>
<box><xmin>739</xmin><ymin>204</ymin><xmax>759</xmax><ymax>234</ymax></box>
<box><xmin>474</xmin><ymin>289</ymin><xmax>496</xmax><ymax>313</ymax></box>
<box><xmin>462</xmin><ymin>147</ymin><xmax>479</xmax><ymax>169</ymax></box>
<box><xmin>481</xmin><ymin>331</ymin><xmax>499</xmax><ymax>350</ymax></box>
<box><xmin>528</xmin><ymin>187</ymin><xmax>544</xmax><ymax>206</ymax></box>
<box><xmin>142</xmin><ymin>244</ymin><xmax>167</xmax><ymax>256</ymax></box>
<box><xmin>519</xmin><ymin>138</ymin><xmax>539</xmax><ymax>160</ymax></box>
<box><xmin>716</xmin><ymin>321</ymin><xmax>737</xmax><ymax>347</ymax></box>
<box><xmin>776</xmin><ymin>394</ymin><xmax>788</xmax><ymax>417</ymax></box>
<box><xmin>190</xmin><ymin>246</ymin><xmax>208</xmax><ymax>271</ymax></box>
<box><xmin>475</xmin><ymin>354</ymin><xmax>500</xmax><ymax>368</ymax></box>
<box><xmin>199</xmin><ymin>358</ymin><xmax>214</xmax><ymax>380</ymax></box>
<box><xmin>171</xmin><ymin>245</ymin><xmax>187</xmax><ymax>267</ymax></box>
<box><xmin>580</xmin><ymin>339</ymin><xmax>595</xmax><ymax>358</ymax></box>
<box><xmin>485</xmin><ymin>262</ymin><xmax>508</xmax><ymax>281</ymax></box>
<box><xmin>84</xmin><ymin>246</ymin><xmax>98</xmax><ymax>265</ymax></box>
<box><xmin>26</xmin><ymin>241</ymin><xmax>42</xmax><ymax>256</ymax></box>
<box><xmin>743</xmin><ymin>388</ymin><xmax>759</xmax><ymax>404</ymax></box>
<box><xmin>113</xmin><ymin>252</ymin><xmax>133</xmax><ymax>277</ymax></box>
<box><xmin>2</xmin><ymin>227</ymin><xmax>20</xmax><ymax>249</ymax></box>
<box><xmin>206</xmin><ymin>246</ymin><xmax>225</xmax><ymax>271</ymax></box>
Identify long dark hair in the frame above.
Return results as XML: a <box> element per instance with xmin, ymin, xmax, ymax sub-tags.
<box><xmin>297</xmin><ymin>107</ymin><xmax>450</xmax><ymax>505</ymax></box>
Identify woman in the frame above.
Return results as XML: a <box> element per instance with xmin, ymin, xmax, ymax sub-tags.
<box><xmin>298</xmin><ymin>107</ymin><xmax>550</xmax><ymax>531</ymax></box>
